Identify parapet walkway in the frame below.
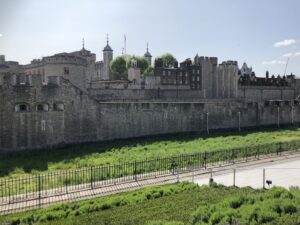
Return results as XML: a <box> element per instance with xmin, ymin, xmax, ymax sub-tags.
<box><xmin>1</xmin><ymin>151</ymin><xmax>300</xmax><ymax>215</ymax></box>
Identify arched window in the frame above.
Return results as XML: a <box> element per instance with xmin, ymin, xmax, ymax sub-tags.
<box><xmin>15</xmin><ymin>103</ymin><xmax>30</xmax><ymax>112</ymax></box>
<box><xmin>36</xmin><ymin>103</ymin><xmax>49</xmax><ymax>112</ymax></box>
<box><xmin>53</xmin><ymin>102</ymin><xmax>64</xmax><ymax>111</ymax></box>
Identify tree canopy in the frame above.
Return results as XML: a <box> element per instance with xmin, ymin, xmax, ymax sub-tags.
<box><xmin>110</xmin><ymin>56</ymin><xmax>127</xmax><ymax>80</ymax></box>
<box><xmin>110</xmin><ymin>55</ymin><xmax>151</xmax><ymax>79</ymax></box>
<box><xmin>155</xmin><ymin>53</ymin><xmax>177</xmax><ymax>68</ymax></box>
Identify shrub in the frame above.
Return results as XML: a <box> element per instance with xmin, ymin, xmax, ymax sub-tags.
<box><xmin>258</xmin><ymin>210</ymin><xmax>277</xmax><ymax>224</ymax></box>
<box><xmin>229</xmin><ymin>196</ymin><xmax>246</xmax><ymax>209</ymax></box>
<box><xmin>210</xmin><ymin>212</ymin><xmax>223</xmax><ymax>225</ymax></box>
<box><xmin>271</xmin><ymin>204</ymin><xmax>282</xmax><ymax>214</ymax></box>
<box><xmin>283</xmin><ymin>204</ymin><xmax>297</xmax><ymax>214</ymax></box>
<box><xmin>146</xmin><ymin>193</ymin><xmax>152</xmax><ymax>200</ymax></box>
<box><xmin>100</xmin><ymin>203</ymin><xmax>111</xmax><ymax>210</ymax></box>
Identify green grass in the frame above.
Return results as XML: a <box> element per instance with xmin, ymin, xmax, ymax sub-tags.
<box><xmin>1</xmin><ymin>182</ymin><xmax>300</xmax><ymax>225</ymax></box>
<box><xmin>2</xmin><ymin>128</ymin><xmax>300</xmax><ymax>178</ymax></box>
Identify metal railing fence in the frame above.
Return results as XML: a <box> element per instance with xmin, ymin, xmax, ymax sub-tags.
<box><xmin>0</xmin><ymin>140</ymin><xmax>299</xmax><ymax>209</ymax></box>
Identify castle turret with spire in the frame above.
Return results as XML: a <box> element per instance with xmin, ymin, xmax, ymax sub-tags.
<box><xmin>144</xmin><ymin>42</ymin><xmax>152</xmax><ymax>66</ymax></box>
<box><xmin>103</xmin><ymin>34</ymin><xmax>113</xmax><ymax>80</ymax></box>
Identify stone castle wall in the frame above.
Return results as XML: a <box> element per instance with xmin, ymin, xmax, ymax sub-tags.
<box><xmin>0</xmin><ymin>73</ymin><xmax>299</xmax><ymax>153</ymax></box>
<box><xmin>238</xmin><ymin>86</ymin><xmax>296</xmax><ymax>101</ymax></box>
<box><xmin>87</xmin><ymin>86</ymin><xmax>295</xmax><ymax>102</ymax></box>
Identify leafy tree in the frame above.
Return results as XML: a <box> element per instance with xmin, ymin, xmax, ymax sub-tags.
<box><xmin>144</xmin><ymin>66</ymin><xmax>154</xmax><ymax>76</ymax></box>
<box><xmin>126</xmin><ymin>56</ymin><xmax>150</xmax><ymax>76</ymax></box>
<box><xmin>156</xmin><ymin>53</ymin><xmax>177</xmax><ymax>68</ymax></box>
<box><xmin>110</xmin><ymin>56</ymin><xmax>127</xmax><ymax>80</ymax></box>
<box><xmin>136</xmin><ymin>56</ymin><xmax>149</xmax><ymax>75</ymax></box>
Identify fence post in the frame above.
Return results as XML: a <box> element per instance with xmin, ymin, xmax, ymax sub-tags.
<box><xmin>134</xmin><ymin>161</ymin><xmax>137</xmax><ymax>181</ymax></box>
<box><xmin>279</xmin><ymin>142</ymin><xmax>282</xmax><ymax>156</ymax></box>
<box><xmin>8</xmin><ymin>183</ymin><xmax>11</xmax><ymax>204</ymax></box>
<box><xmin>263</xmin><ymin>168</ymin><xmax>265</xmax><ymax>189</ymax></box>
<box><xmin>38</xmin><ymin>174</ymin><xmax>41</xmax><ymax>207</ymax></box>
<box><xmin>90</xmin><ymin>167</ymin><xmax>93</xmax><ymax>189</ymax></box>
<box><xmin>65</xmin><ymin>172</ymin><xmax>68</xmax><ymax>194</ymax></box>
<box><xmin>233</xmin><ymin>169</ymin><xmax>236</xmax><ymax>186</ymax></box>
<box><xmin>192</xmin><ymin>168</ymin><xmax>194</xmax><ymax>182</ymax></box>
<box><xmin>204</xmin><ymin>152</ymin><xmax>207</xmax><ymax>169</ymax></box>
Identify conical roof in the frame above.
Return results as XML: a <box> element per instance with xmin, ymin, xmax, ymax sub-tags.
<box><xmin>103</xmin><ymin>44</ymin><xmax>113</xmax><ymax>52</ymax></box>
<box><xmin>144</xmin><ymin>50</ymin><xmax>152</xmax><ymax>57</ymax></box>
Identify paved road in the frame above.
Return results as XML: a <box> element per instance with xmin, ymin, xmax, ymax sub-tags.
<box><xmin>195</xmin><ymin>158</ymin><xmax>300</xmax><ymax>189</ymax></box>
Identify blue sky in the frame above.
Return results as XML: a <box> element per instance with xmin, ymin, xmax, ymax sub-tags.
<box><xmin>0</xmin><ymin>0</ymin><xmax>300</xmax><ymax>76</ymax></box>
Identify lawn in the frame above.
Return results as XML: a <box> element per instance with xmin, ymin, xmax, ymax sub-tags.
<box><xmin>1</xmin><ymin>128</ymin><xmax>300</xmax><ymax>178</ymax></box>
<box><xmin>1</xmin><ymin>182</ymin><xmax>299</xmax><ymax>225</ymax></box>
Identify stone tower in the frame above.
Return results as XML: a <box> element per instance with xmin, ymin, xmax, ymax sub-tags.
<box><xmin>144</xmin><ymin>42</ymin><xmax>152</xmax><ymax>66</ymax></box>
<box><xmin>103</xmin><ymin>35</ymin><xmax>113</xmax><ymax>80</ymax></box>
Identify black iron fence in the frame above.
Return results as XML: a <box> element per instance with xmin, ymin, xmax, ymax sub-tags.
<box><xmin>0</xmin><ymin>140</ymin><xmax>300</xmax><ymax>210</ymax></box>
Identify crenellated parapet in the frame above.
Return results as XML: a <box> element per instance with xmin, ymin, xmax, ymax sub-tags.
<box><xmin>24</xmin><ymin>53</ymin><xmax>88</xmax><ymax>70</ymax></box>
<box><xmin>0</xmin><ymin>73</ymin><xmax>62</xmax><ymax>89</ymax></box>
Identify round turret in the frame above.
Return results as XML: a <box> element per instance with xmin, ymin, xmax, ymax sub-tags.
<box><xmin>103</xmin><ymin>44</ymin><xmax>113</xmax><ymax>52</ymax></box>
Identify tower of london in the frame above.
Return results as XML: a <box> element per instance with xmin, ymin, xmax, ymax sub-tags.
<box><xmin>0</xmin><ymin>38</ymin><xmax>300</xmax><ymax>153</ymax></box>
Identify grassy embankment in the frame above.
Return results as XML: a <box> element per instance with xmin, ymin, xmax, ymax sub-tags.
<box><xmin>1</xmin><ymin>128</ymin><xmax>300</xmax><ymax>178</ymax></box>
<box><xmin>1</xmin><ymin>182</ymin><xmax>300</xmax><ymax>225</ymax></box>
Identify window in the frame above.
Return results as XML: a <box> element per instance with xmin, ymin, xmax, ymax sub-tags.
<box><xmin>36</xmin><ymin>103</ymin><xmax>49</xmax><ymax>112</ymax></box>
<box><xmin>53</xmin><ymin>102</ymin><xmax>64</xmax><ymax>111</ymax></box>
<box><xmin>163</xmin><ymin>71</ymin><xmax>166</xmax><ymax>76</ymax></box>
<box><xmin>19</xmin><ymin>75</ymin><xmax>27</xmax><ymax>85</ymax></box>
<box><xmin>64</xmin><ymin>67</ymin><xmax>70</xmax><ymax>75</ymax></box>
<box><xmin>15</xmin><ymin>103</ymin><xmax>30</xmax><ymax>112</ymax></box>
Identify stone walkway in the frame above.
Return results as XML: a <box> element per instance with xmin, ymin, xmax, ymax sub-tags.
<box><xmin>195</xmin><ymin>157</ymin><xmax>300</xmax><ymax>189</ymax></box>
<box><xmin>1</xmin><ymin>151</ymin><xmax>300</xmax><ymax>215</ymax></box>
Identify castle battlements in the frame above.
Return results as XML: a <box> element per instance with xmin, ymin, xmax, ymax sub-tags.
<box><xmin>24</xmin><ymin>53</ymin><xmax>88</xmax><ymax>69</ymax></box>
<box><xmin>1</xmin><ymin>41</ymin><xmax>300</xmax><ymax>153</ymax></box>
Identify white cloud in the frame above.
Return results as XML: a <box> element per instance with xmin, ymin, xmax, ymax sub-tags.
<box><xmin>282</xmin><ymin>53</ymin><xmax>293</xmax><ymax>58</ymax></box>
<box><xmin>274</xmin><ymin>39</ymin><xmax>297</xmax><ymax>47</ymax></box>
<box><xmin>0</xmin><ymin>34</ymin><xmax>2</xmax><ymax>37</ymax></box>
<box><xmin>281</xmin><ymin>52</ymin><xmax>300</xmax><ymax>58</ymax></box>
<box><xmin>262</xmin><ymin>60</ymin><xmax>286</xmax><ymax>65</ymax></box>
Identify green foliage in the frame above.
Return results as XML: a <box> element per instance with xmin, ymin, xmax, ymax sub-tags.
<box><xmin>110</xmin><ymin>55</ymin><xmax>151</xmax><ymax>79</ymax></box>
<box><xmin>126</xmin><ymin>55</ymin><xmax>150</xmax><ymax>75</ymax></box>
<box><xmin>144</xmin><ymin>66</ymin><xmax>154</xmax><ymax>76</ymax></box>
<box><xmin>146</xmin><ymin>221</ymin><xmax>185</xmax><ymax>225</ymax></box>
<box><xmin>190</xmin><ymin>187</ymin><xmax>300</xmax><ymax>225</ymax></box>
<box><xmin>2</xmin><ymin>184</ymin><xmax>300</xmax><ymax>225</ymax></box>
<box><xmin>156</xmin><ymin>53</ymin><xmax>177</xmax><ymax>68</ymax></box>
<box><xmin>0</xmin><ymin>182</ymin><xmax>198</xmax><ymax>225</ymax></box>
<box><xmin>110</xmin><ymin>56</ymin><xmax>127</xmax><ymax>80</ymax></box>
<box><xmin>2</xmin><ymin>128</ymin><xmax>300</xmax><ymax>182</ymax></box>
